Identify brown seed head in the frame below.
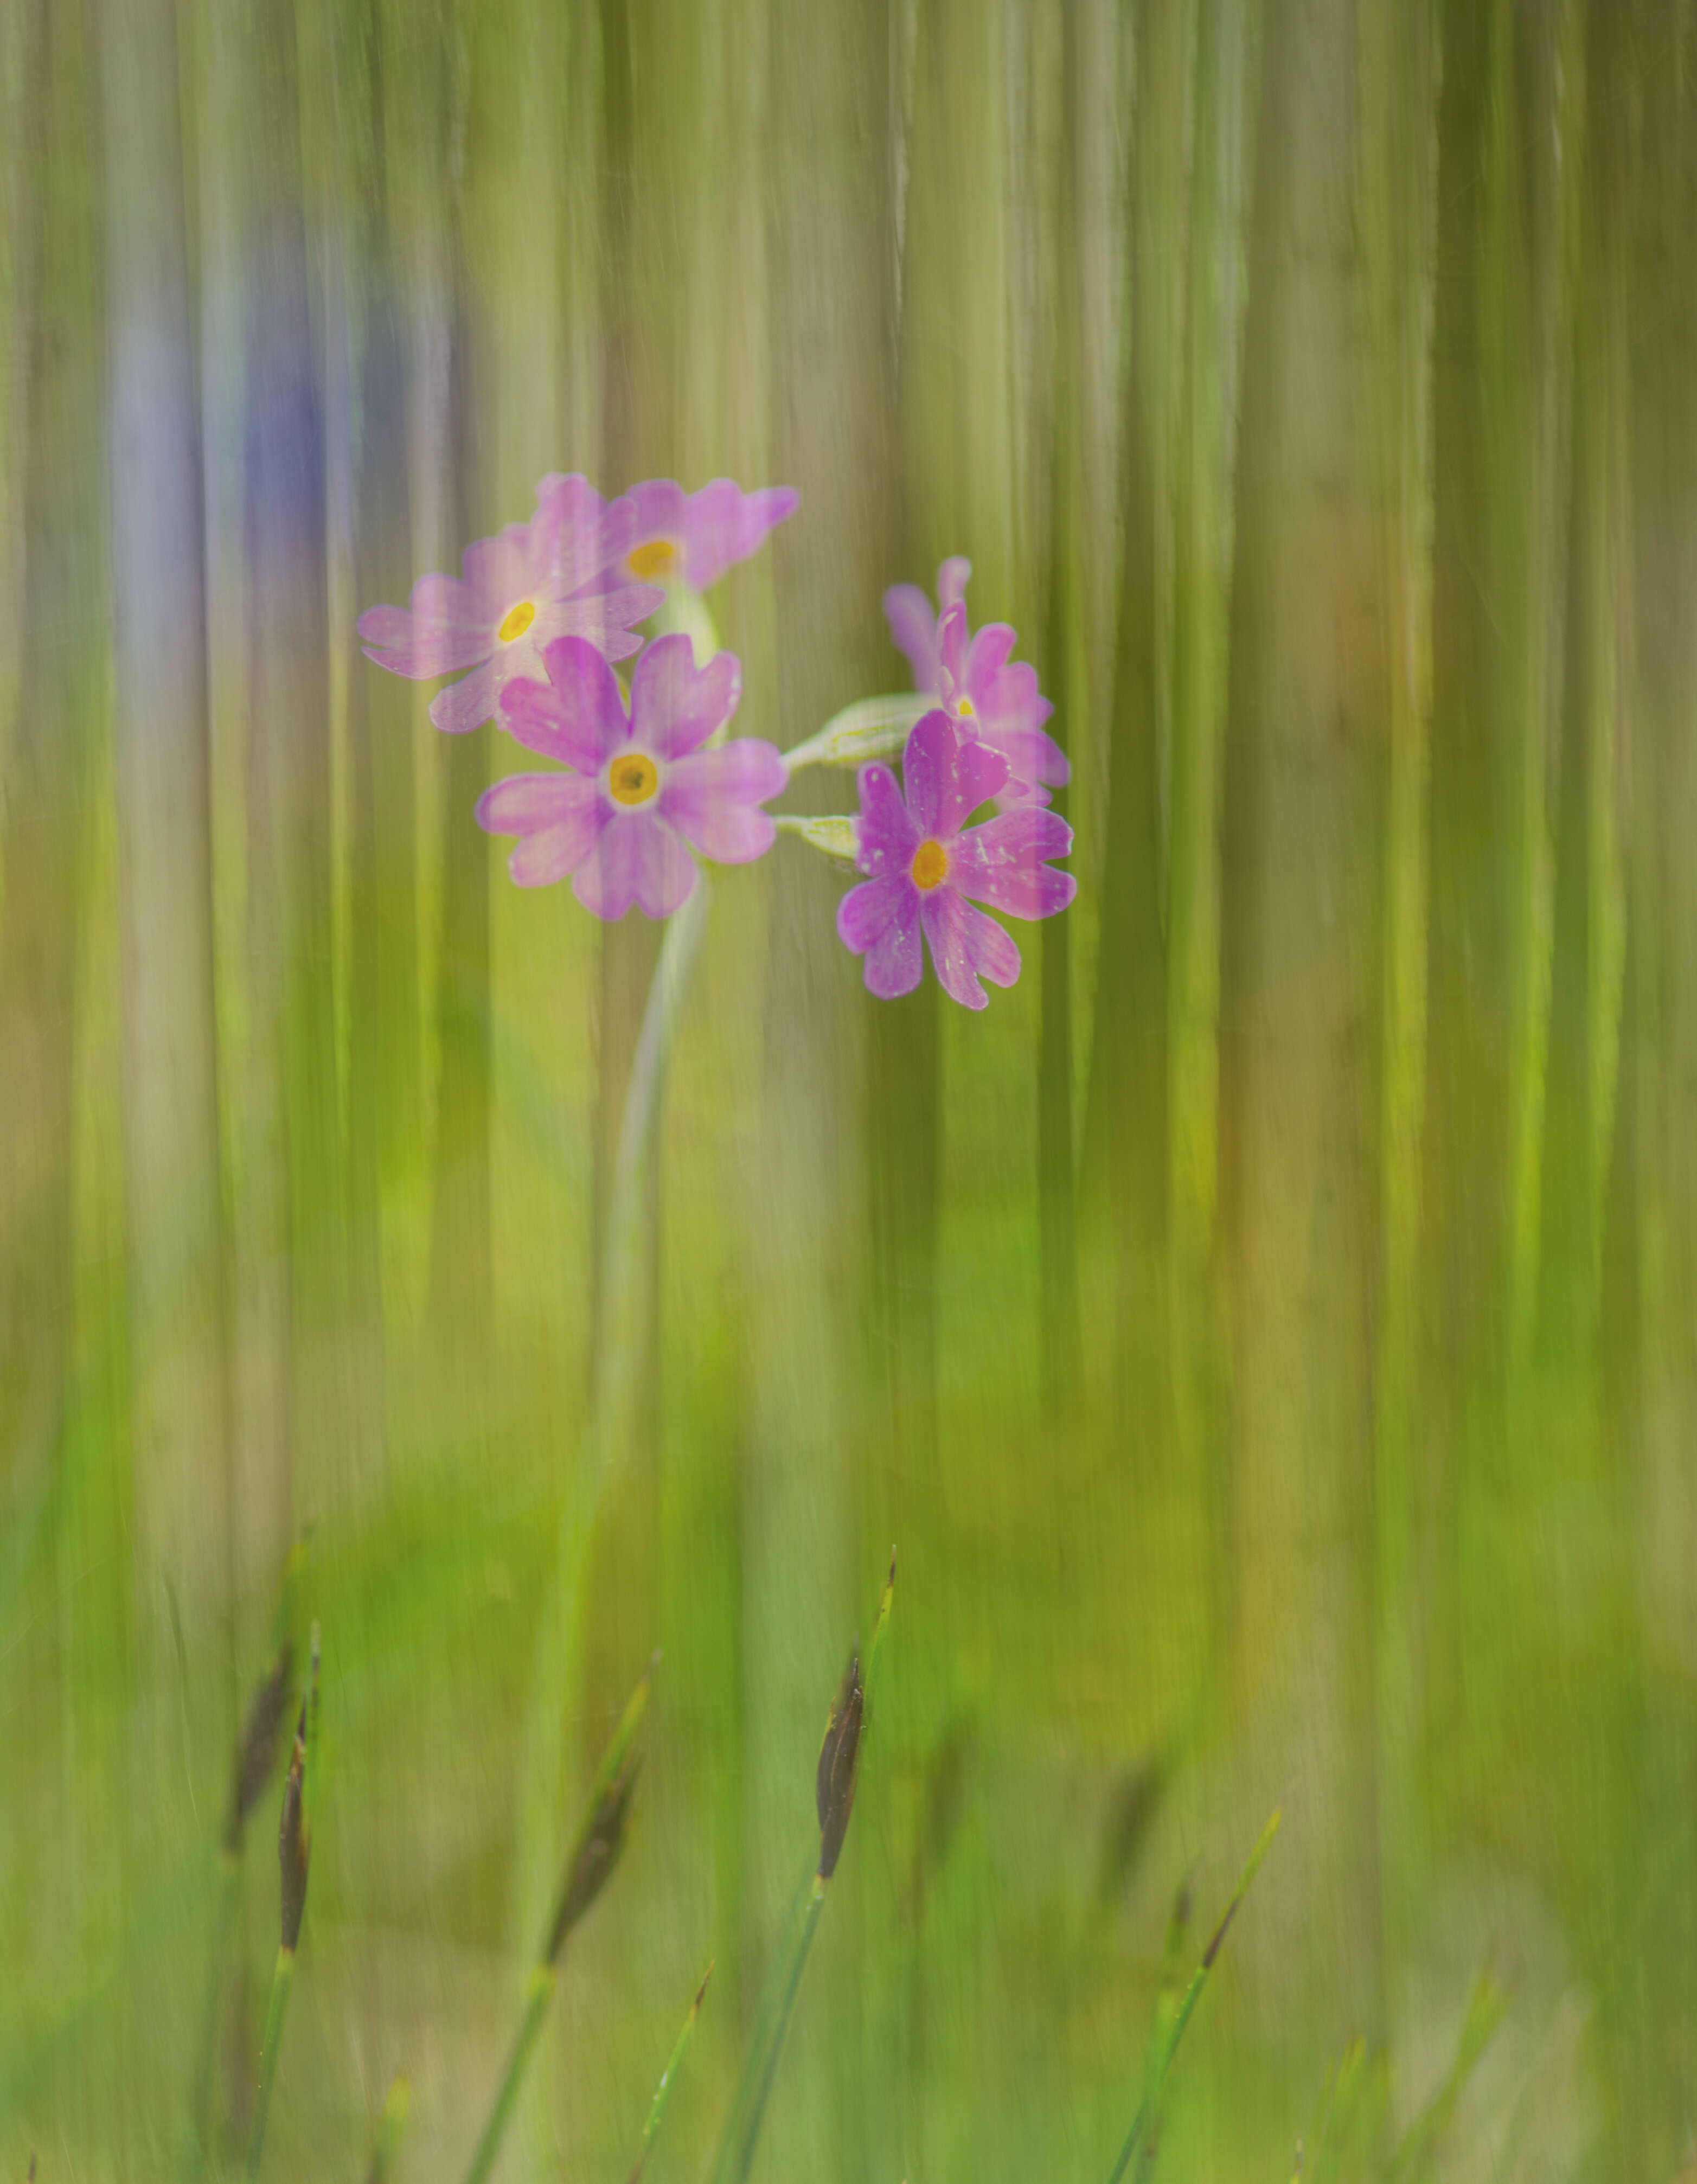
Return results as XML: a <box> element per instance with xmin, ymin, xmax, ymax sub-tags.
<box><xmin>278</xmin><ymin>1701</ymin><xmax>309</xmax><ymax>1951</ymax></box>
<box><xmin>815</xmin><ymin>1648</ymin><xmax>864</xmax><ymax>1880</ymax></box>
<box><xmin>227</xmin><ymin>1642</ymin><xmax>294</xmax><ymax>1851</ymax></box>
<box><xmin>547</xmin><ymin>1759</ymin><xmax>639</xmax><ymax>1963</ymax></box>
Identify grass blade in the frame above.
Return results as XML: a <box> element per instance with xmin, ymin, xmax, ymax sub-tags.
<box><xmin>1107</xmin><ymin>1810</ymin><xmax>1281</xmax><ymax>2183</ymax></box>
<box><xmin>627</xmin><ymin>1962</ymin><xmax>713</xmax><ymax>2184</ymax></box>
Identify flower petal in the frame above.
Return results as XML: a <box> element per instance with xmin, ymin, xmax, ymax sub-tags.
<box><xmin>949</xmin><ymin>808</ymin><xmax>1077</xmax><ymax>919</ymax></box>
<box><xmin>938</xmin><ymin>601</ymin><xmax>969</xmax><ymax>688</ymax></box>
<box><xmin>884</xmin><ymin>582</ymin><xmax>942</xmax><ymax>693</ymax></box>
<box><xmin>838</xmin><ymin>874</ymin><xmax>923</xmax><ymax>1000</ymax></box>
<box><xmin>501</xmin><ymin>636</ymin><xmax>628</xmax><ymax>768</ymax></box>
<box><xmin>532</xmin><ymin>472</ymin><xmax>612</xmax><ymax>597</ymax></box>
<box><xmin>936</xmin><ymin>556</ymin><xmax>972</xmax><ymax>614</ymax></box>
<box><xmin>629</xmin><ymin>633</ymin><xmax>741</xmax><ymax>759</ymax></box>
<box><xmin>572</xmin><ymin>810</ymin><xmax>698</xmax><ymax>920</ymax></box>
<box><xmin>506</xmin><ymin>806</ymin><xmax>606</xmax><ymax>887</ymax></box>
<box><xmin>854</xmin><ymin>760</ymin><xmax>921</xmax><ymax>876</ymax></box>
<box><xmin>533</xmin><ymin>583</ymin><xmax>664</xmax><ymax>662</ymax></box>
<box><xmin>681</xmin><ymin>481</ymin><xmax>799</xmax><ymax>589</ymax></box>
<box><xmin>475</xmin><ymin>768</ymin><xmax>601</xmax><ymax>842</ymax></box>
<box><xmin>460</xmin><ymin>526</ymin><xmax>533</xmax><ymax>613</ymax></box>
<box><xmin>919</xmin><ymin>887</ymin><xmax>1021</xmax><ymax>1009</ymax></box>
<box><xmin>963</xmin><ymin>621</ymin><xmax>1016</xmax><ymax>692</ymax></box>
<box><xmin>661</xmin><ymin>739</ymin><xmax>787</xmax><ymax>862</ymax></box>
<box><xmin>427</xmin><ymin>656</ymin><xmax>502</xmax><ymax>734</ymax></box>
<box><xmin>357</xmin><ymin>597</ymin><xmax>493</xmax><ymax>678</ymax></box>
<box><xmin>902</xmin><ymin>711</ymin><xmax>1008</xmax><ymax>840</ymax></box>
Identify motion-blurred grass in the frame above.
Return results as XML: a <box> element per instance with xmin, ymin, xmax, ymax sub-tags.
<box><xmin>2</xmin><ymin>0</ymin><xmax>1695</xmax><ymax>2179</ymax></box>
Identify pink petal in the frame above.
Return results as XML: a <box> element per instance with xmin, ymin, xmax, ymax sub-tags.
<box><xmin>838</xmin><ymin>874</ymin><xmax>923</xmax><ymax>999</ymax></box>
<box><xmin>629</xmin><ymin>634</ymin><xmax>741</xmax><ymax>759</ymax></box>
<box><xmin>976</xmin><ymin>716</ymin><xmax>1071</xmax><ymax>794</ymax></box>
<box><xmin>572</xmin><ymin>810</ymin><xmax>697</xmax><ymax>920</ymax></box>
<box><xmin>461</xmin><ymin>526</ymin><xmax>532</xmax><ymax>612</ymax></box>
<box><xmin>500</xmin><ymin>636</ymin><xmax>629</xmax><ymax>768</ymax></box>
<box><xmin>948</xmin><ymin>808</ymin><xmax>1076</xmax><ymax>919</ymax></box>
<box><xmin>902</xmin><ymin>712</ymin><xmax>1007</xmax><ymax>841</ymax></box>
<box><xmin>938</xmin><ymin>601</ymin><xmax>969</xmax><ymax>687</ymax></box>
<box><xmin>661</xmin><ymin>740</ymin><xmax>787</xmax><ymax>863</ymax></box>
<box><xmin>601</xmin><ymin>479</ymin><xmax>690</xmax><ymax>575</ymax></box>
<box><xmin>427</xmin><ymin>657</ymin><xmax>502</xmax><ymax>734</ymax></box>
<box><xmin>936</xmin><ymin>556</ymin><xmax>972</xmax><ymax>613</ymax></box>
<box><xmin>854</xmin><ymin>760</ymin><xmax>921</xmax><ymax>875</ymax></box>
<box><xmin>409</xmin><ymin>572</ymin><xmax>487</xmax><ymax>629</ymax></box>
<box><xmin>532</xmin><ymin>584</ymin><xmax>664</xmax><ymax>662</ymax></box>
<box><xmin>475</xmin><ymin>769</ymin><xmax>601</xmax><ymax>841</ymax></box>
<box><xmin>919</xmin><ymin>888</ymin><xmax>1021</xmax><ymax>1010</ymax></box>
<box><xmin>680</xmin><ymin>481</ymin><xmax>798</xmax><ymax>588</ymax></box>
<box><xmin>884</xmin><ymin>584</ymin><xmax>942</xmax><ymax>692</ymax></box>
<box><xmin>531</xmin><ymin>472</ymin><xmax>611</xmax><ymax>595</ymax></box>
<box><xmin>964</xmin><ymin>622</ymin><xmax>1016</xmax><ymax>691</ymax></box>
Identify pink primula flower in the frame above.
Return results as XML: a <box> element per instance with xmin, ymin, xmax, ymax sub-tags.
<box><xmin>837</xmin><ymin>710</ymin><xmax>1076</xmax><ymax>1010</ymax></box>
<box><xmin>477</xmin><ymin>633</ymin><xmax>787</xmax><ymax>920</ymax></box>
<box><xmin>357</xmin><ymin>475</ymin><xmax>662</xmax><ymax>735</ymax></box>
<box><xmin>600</xmin><ymin>478</ymin><xmax>800</xmax><ymax>592</ymax></box>
<box><xmin>883</xmin><ymin>556</ymin><xmax>1067</xmax><ymax>805</ymax></box>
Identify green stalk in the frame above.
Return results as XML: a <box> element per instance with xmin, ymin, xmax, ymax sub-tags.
<box><xmin>243</xmin><ymin>1947</ymin><xmax>296</xmax><ymax>2183</ymax></box>
<box><xmin>181</xmin><ymin>1852</ymin><xmax>240</xmax><ymax>2182</ymax></box>
<box><xmin>1106</xmin><ymin>1812</ymin><xmax>1280</xmax><ymax>2184</ymax></box>
<box><xmin>718</xmin><ymin>1880</ymin><xmax>827</xmax><ymax>2184</ymax></box>
<box><xmin>364</xmin><ymin>2077</ymin><xmax>411</xmax><ymax>2184</ymax></box>
<box><xmin>465</xmin><ymin>1661</ymin><xmax>652</xmax><ymax>2184</ymax></box>
<box><xmin>464</xmin><ymin>1967</ymin><xmax>557</xmax><ymax>2184</ymax></box>
<box><xmin>627</xmin><ymin>1962</ymin><xmax>713</xmax><ymax>2184</ymax></box>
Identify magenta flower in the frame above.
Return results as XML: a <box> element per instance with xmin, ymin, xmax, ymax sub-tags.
<box><xmin>836</xmin><ymin>711</ymin><xmax>1077</xmax><ymax>1010</ymax></box>
<box><xmin>882</xmin><ymin>556</ymin><xmax>1067</xmax><ymax>805</ymax></box>
<box><xmin>477</xmin><ymin>633</ymin><xmax>787</xmax><ymax>920</ymax></box>
<box><xmin>357</xmin><ymin>475</ymin><xmax>663</xmax><ymax>734</ymax></box>
<box><xmin>600</xmin><ymin>478</ymin><xmax>799</xmax><ymax>592</ymax></box>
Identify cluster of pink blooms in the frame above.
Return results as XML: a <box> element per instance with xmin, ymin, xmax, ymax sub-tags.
<box><xmin>358</xmin><ymin>475</ymin><xmax>1075</xmax><ymax>1009</ymax></box>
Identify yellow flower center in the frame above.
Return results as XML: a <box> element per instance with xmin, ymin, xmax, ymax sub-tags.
<box><xmin>609</xmin><ymin>752</ymin><xmax>659</xmax><ymax>806</ymax></box>
<box><xmin>498</xmin><ymin>600</ymin><xmax>536</xmax><ymax>643</ymax></box>
<box><xmin>955</xmin><ymin>695</ymin><xmax>975</xmax><ymax>718</ymax></box>
<box><xmin>911</xmin><ymin>839</ymin><xmax>948</xmax><ymax>890</ymax></box>
<box><xmin>627</xmin><ymin>539</ymin><xmax>678</xmax><ymax>581</ymax></box>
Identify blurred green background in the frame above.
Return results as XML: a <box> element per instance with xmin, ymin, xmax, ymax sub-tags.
<box><xmin>3</xmin><ymin>0</ymin><xmax>1695</xmax><ymax>2176</ymax></box>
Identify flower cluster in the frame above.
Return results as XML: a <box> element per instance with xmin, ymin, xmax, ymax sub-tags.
<box><xmin>359</xmin><ymin>490</ymin><xmax>1075</xmax><ymax>1007</ymax></box>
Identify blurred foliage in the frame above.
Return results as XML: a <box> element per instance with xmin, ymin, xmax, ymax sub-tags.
<box><xmin>2</xmin><ymin>0</ymin><xmax>1695</xmax><ymax>2179</ymax></box>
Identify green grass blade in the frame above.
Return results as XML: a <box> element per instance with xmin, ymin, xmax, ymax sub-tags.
<box><xmin>627</xmin><ymin>1961</ymin><xmax>713</xmax><ymax>2184</ymax></box>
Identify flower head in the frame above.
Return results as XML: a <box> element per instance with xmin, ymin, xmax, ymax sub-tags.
<box><xmin>601</xmin><ymin>478</ymin><xmax>799</xmax><ymax>592</ymax></box>
<box><xmin>836</xmin><ymin>710</ymin><xmax>1076</xmax><ymax>1010</ymax></box>
<box><xmin>883</xmin><ymin>557</ymin><xmax>1067</xmax><ymax>805</ymax></box>
<box><xmin>477</xmin><ymin>633</ymin><xmax>787</xmax><ymax>920</ymax></box>
<box><xmin>357</xmin><ymin>475</ymin><xmax>662</xmax><ymax>734</ymax></box>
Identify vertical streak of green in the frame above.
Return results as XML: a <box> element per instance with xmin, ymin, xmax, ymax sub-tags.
<box><xmin>1357</xmin><ymin>0</ymin><xmax>1437</xmax><ymax>1999</ymax></box>
<box><xmin>462</xmin><ymin>1967</ymin><xmax>558</xmax><ymax>2184</ymax></box>
<box><xmin>1081</xmin><ymin>0</ymin><xmax>1180</xmax><ymax>1462</ymax></box>
<box><xmin>1036</xmin><ymin>0</ymin><xmax>1085</xmax><ymax>1419</ymax></box>
<box><xmin>241</xmin><ymin>1946</ymin><xmax>296</xmax><ymax>2184</ymax></box>
<box><xmin>712</xmin><ymin>1878</ymin><xmax>827</xmax><ymax>2184</ymax></box>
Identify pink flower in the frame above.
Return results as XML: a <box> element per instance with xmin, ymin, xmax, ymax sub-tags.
<box><xmin>600</xmin><ymin>478</ymin><xmax>799</xmax><ymax>591</ymax></box>
<box><xmin>356</xmin><ymin>475</ymin><xmax>662</xmax><ymax>734</ymax></box>
<box><xmin>882</xmin><ymin>556</ymin><xmax>1067</xmax><ymax>805</ymax></box>
<box><xmin>477</xmin><ymin>633</ymin><xmax>787</xmax><ymax>920</ymax></box>
<box><xmin>836</xmin><ymin>711</ymin><xmax>1076</xmax><ymax>1010</ymax></box>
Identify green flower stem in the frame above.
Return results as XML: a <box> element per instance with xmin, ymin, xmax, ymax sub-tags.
<box><xmin>626</xmin><ymin>1961</ymin><xmax>713</xmax><ymax>2184</ymax></box>
<box><xmin>715</xmin><ymin>1878</ymin><xmax>828</xmax><ymax>2184</ymax></box>
<box><xmin>782</xmin><ymin>694</ymin><xmax>931</xmax><ymax>774</ymax></box>
<box><xmin>180</xmin><ymin>1850</ymin><xmax>240</xmax><ymax>2182</ymax></box>
<box><xmin>364</xmin><ymin>2077</ymin><xmax>411</xmax><ymax>2184</ymax></box>
<box><xmin>242</xmin><ymin>1945</ymin><xmax>296</xmax><ymax>2184</ymax></box>
<box><xmin>1106</xmin><ymin>1811</ymin><xmax>1281</xmax><ymax>2184</ymax></box>
<box><xmin>463</xmin><ymin>1966</ymin><xmax>557</xmax><ymax>2184</ymax></box>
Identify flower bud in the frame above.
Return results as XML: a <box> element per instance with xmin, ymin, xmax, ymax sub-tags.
<box><xmin>815</xmin><ymin>1649</ymin><xmax>864</xmax><ymax>1880</ymax></box>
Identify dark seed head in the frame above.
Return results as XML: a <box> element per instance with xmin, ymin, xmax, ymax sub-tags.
<box><xmin>278</xmin><ymin>1700</ymin><xmax>309</xmax><ymax>1952</ymax></box>
<box><xmin>547</xmin><ymin>1760</ymin><xmax>639</xmax><ymax>1964</ymax></box>
<box><xmin>815</xmin><ymin>1649</ymin><xmax>864</xmax><ymax>1880</ymax></box>
<box><xmin>227</xmin><ymin>1642</ymin><xmax>294</xmax><ymax>1852</ymax></box>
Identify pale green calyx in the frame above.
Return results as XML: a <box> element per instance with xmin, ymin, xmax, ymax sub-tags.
<box><xmin>774</xmin><ymin>814</ymin><xmax>861</xmax><ymax>870</ymax></box>
<box><xmin>782</xmin><ymin>693</ymin><xmax>931</xmax><ymax>773</ymax></box>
